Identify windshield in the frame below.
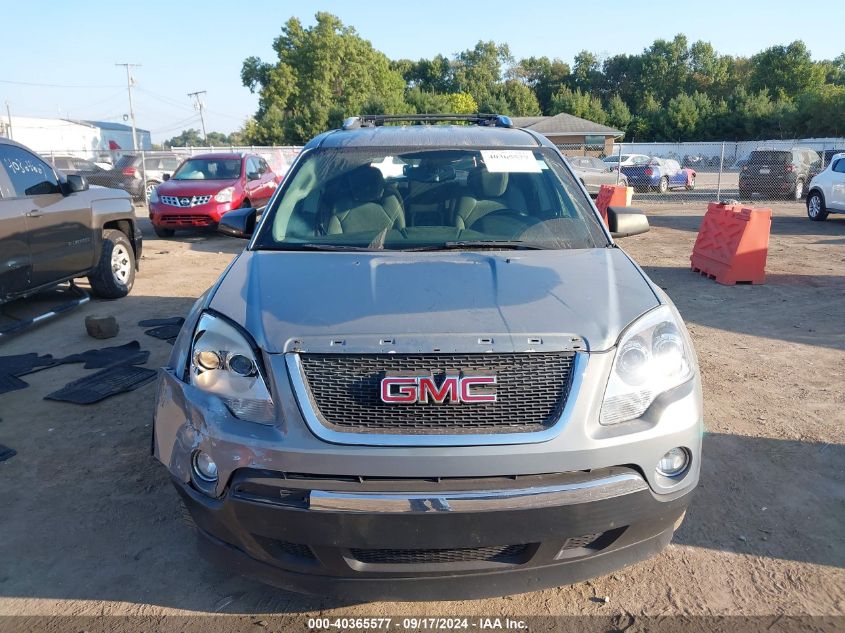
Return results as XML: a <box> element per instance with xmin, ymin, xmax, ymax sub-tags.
<box><xmin>748</xmin><ymin>151</ymin><xmax>790</xmax><ymax>165</ymax></box>
<box><xmin>172</xmin><ymin>158</ymin><xmax>242</xmax><ymax>180</ymax></box>
<box><xmin>252</xmin><ymin>147</ymin><xmax>608</xmax><ymax>251</ymax></box>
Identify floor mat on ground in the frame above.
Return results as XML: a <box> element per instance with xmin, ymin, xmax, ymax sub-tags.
<box><xmin>138</xmin><ymin>317</ymin><xmax>185</xmax><ymax>328</ymax></box>
<box><xmin>45</xmin><ymin>364</ymin><xmax>158</xmax><ymax>404</ymax></box>
<box><xmin>0</xmin><ymin>444</ymin><xmax>16</xmax><ymax>462</ymax></box>
<box><xmin>58</xmin><ymin>341</ymin><xmax>149</xmax><ymax>369</ymax></box>
<box><xmin>143</xmin><ymin>324</ymin><xmax>181</xmax><ymax>344</ymax></box>
<box><xmin>0</xmin><ymin>374</ymin><xmax>29</xmax><ymax>395</ymax></box>
<box><xmin>0</xmin><ymin>353</ymin><xmax>60</xmax><ymax>394</ymax></box>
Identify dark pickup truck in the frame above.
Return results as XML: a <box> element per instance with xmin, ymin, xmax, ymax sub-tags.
<box><xmin>0</xmin><ymin>139</ymin><xmax>142</xmax><ymax>305</ymax></box>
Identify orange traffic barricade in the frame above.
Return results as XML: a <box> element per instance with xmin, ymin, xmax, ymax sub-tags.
<box><xmin>690</xmin><ymin>202</ymin><xmax>772</xmax><ymax>285</ymax></box>
<box><xmin>595</xmin><ymin>184</ymin><xmax>633</xmax><ymax>226</ymax></box>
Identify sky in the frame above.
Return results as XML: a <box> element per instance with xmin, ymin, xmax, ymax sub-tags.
<box><xmin>2</xmin><ymin>1</ymin><xmax>843</xmax><ymax>142</ymax></box>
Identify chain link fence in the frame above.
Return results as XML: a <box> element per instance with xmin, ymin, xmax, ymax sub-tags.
<box><xmin>556</xmin><ymin>138</ymin><xmax>845</xmax><ymax>204</ymax></box>
<box><xmin>40</xmin><ymin>146</ymin><xmax>302</xmax><ymax>203</ymax></box>
<box><xmin>39</xmin><ymin>138</ymin><xmax>845</xmax><ymax>206</ymax></box>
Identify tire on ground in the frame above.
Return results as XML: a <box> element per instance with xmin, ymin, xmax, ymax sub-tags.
<box><xmin>806</xmin><ymin>190</ymin><xmax>829</xmax><ymax>222</ymax></box>
<box><xmin>154</xmin><ymin>225</ymin><xmax>175</xmax><ymax>238</ymax></box>
<box><xmin>88</xmin><ymin>228</ymin><xmax>136</xmax><ymax>299</ymax></box>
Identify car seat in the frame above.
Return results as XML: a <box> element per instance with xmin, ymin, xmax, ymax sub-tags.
<box><xmin>328</xmin><ymin>166</ymin><xmax>405</xmax><ymax>234</ymax></box>
<box><xmin>454</xmin><ymin>167</ymin><xmax>527</xmax><ymax>230</ymax></box>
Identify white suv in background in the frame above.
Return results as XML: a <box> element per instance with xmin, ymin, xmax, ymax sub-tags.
<box><xmin>806</xmin><ymin>153</ymin><xmax>845</xmax><ymax>221</ymax></box>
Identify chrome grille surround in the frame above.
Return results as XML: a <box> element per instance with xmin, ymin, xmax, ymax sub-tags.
<box><xmin>161</xmin><ymin>194</ymin><xmax>212</xmax><ymax>207</ymax></box>
<box><xmin>286</xmin><ymin>351</ymin><xmax>586</xmax><ymax>446</ymax></box>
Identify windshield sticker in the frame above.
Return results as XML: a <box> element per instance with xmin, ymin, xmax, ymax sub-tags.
<box><xmin>481</xmin><ymin>150</ymin><xmax>542</xmax><ymax>173</ymax></box>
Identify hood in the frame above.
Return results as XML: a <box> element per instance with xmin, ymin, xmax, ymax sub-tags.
<box><xmin>157</xmin><ymin>178</ymin><xmax>238</xmax><ymax>196</ymax></box>
<box><xmin>209</xmin><ymin>249</ymin><xmax>659</xmax><ymax>354</ymax></box>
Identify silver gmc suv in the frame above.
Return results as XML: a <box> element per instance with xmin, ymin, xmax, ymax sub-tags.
<box><xmin>152</xmin><ymin>114</ymin><xmax>702</xmax><ymax>601</ymax></box>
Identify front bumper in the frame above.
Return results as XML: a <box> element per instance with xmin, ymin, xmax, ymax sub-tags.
<box><xmin>149</xmin><ymin>200</ymin><xmax>238</xmax><ymax>228</ymax></box>
<box><xmin>176</xmin><ymin>467</ymin><xmax>692</xmax><ymax>600</ymax></box>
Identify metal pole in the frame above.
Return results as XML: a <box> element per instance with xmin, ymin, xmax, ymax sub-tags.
<box><xmin>615</xmin><ymin>142</ymin><xmax>623</xmax><ymax>185</ymax></box>
<box><xmin>716</xmin><ymin>141</ymin><xmax>725</xmax><ymax>203</ymax></box>
<box><xmin>187</xmin><ymin>90</ymin><xmax>208</xmax><ymax>143</ymax></box>
<box><xmin>116</xmin><ymin>63</ymin><xmax>140</xmax><ymax>152</ymax></box>
<box><xmin>4</xmin><ymin>101</ymin><xmax>12</xmax><ymax>140</ymax></box>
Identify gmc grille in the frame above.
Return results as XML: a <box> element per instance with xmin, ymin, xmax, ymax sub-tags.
<box><xmin>298</xmin><ymin>352</ymin><xmax>576</xmax><ymax>435</ymax></box>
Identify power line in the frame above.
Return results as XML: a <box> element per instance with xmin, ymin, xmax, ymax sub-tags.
<box><xmin>0</xmin><ymin>78</ymin><xmax>123</xmax><ymax>89</ymax></box>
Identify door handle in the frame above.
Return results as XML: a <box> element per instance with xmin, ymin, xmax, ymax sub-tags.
<box><xmin>26</xmin><ymin>209</ymin><xmax>42</xmax><ymax>218</ymax></box>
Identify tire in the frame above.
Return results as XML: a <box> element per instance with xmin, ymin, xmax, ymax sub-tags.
<box><xmin>686</xmin><ymin>175</ymin><xmax>696</xmax><ymax>191</ymax></box>
<box><xmin>154</xmin><ymin>225</ymin><xmax>175</xmax><ymax>238</ymax></box>
<box><xmin>240</xmin><ymin>198</ymin><xmax>251</xmax><ymax>209</ymax></box>
<box><xmin>792</xmin><ymin>179</ymin><xmax>805</xmax><ymax>200</ymax></box>
<box><xmin>145</xmin><ymin>180</ymin><xmax>161</xmax><ymax>200</ymax></box>
<box><xmin>739</xmin><ymin>187</ymin><xmax>752</xmax><ymax>199</ymax></box>
<box><xmin>658</xmin><ymin>177</ymin><xmax>669</xmax><ymax>194</ymax></box>
<box><xmin>88</xmin><ymin>229</ymin><xmax>135</xmax><ymax>299</ymax></box>
<box><xmin>806</xmin><ymin>191</ymin><xmax>829</xmax><ymax>221</ymax></box>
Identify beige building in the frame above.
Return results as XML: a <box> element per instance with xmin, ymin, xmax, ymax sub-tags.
<box><xmin>510</xmin><ymin>113</ymin><xmax>622</xmax><ymax>156</ymax></box>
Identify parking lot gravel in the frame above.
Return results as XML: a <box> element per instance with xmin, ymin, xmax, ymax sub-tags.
<box><xmin>0</xmin><ymin>202</ymin><xmax>842</xmax><ymax>630</ymax></box>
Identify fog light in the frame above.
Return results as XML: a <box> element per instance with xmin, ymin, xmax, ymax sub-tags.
<box><xmin>192</xmin><ymin>451</ymin><xmax>218</xmax><ymax>482</ymax></box>
<box><xmin>657</xmin><ymin>447</ymin><xmax>689</xmax><ymax>477</ymax></box>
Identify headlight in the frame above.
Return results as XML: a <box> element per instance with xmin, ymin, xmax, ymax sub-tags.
<box><xmin>190</xmin><ymin>312</ymin><xmax>275</xmax><ymax>423</ymax></box>
<box><xmin>149</xmin><ymin>187</ymin><xmax>159</xmax><ymax>203</ymax></box>
<box><xmin>600</xmin><ymin>305</ymin><xmax>694</xmax><ymax>425</ymax></box>
<box><xmin>214</xmin><ymin>186</ymin><xmax>235</xmax><ymax>203</ymax></box>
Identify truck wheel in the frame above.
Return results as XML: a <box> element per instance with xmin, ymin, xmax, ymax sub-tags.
<box><xmin>807</xmin><ymin>191</ymin><xmax>829</xmax><ymax>221</ymax></box>
<box><xmin>154</xmin><ymin>225</ymin><xmax>175</xmax><ymax>238</ymax></box>
<box><xmin>88</xmin><ymin>229</ymin><xmax>135</xmax><ymax>299</ymax></box>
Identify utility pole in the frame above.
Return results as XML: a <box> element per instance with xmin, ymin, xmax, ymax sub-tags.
<box><xmin>116</xmin><ymin>63</ymin><xmax>141</xmax><ymax>151</ymax></box>
<box><xmin>187</xmin><ymin>90</ymin><xmax>207</xmax><ymax>142</ymax></box>
<box><xmin>4</xmin><ymin>101</ymin><xmax>12</xmax><ymax>140</ymax></box>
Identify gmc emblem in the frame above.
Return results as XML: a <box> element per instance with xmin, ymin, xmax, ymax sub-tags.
<box><xmin>380</xmin><ymin>375</ymin><xmax>497</xmax><ymax>404</ymax></box>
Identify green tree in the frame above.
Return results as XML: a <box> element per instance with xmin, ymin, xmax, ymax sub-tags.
<box><xmin>512</xmin><ymin>56</ymin><xmax>570</xmax><ymax>114</ymax></box>
<box><xmin>452</xmin><ymin>41</ymin><xmax>513</xmax><ymax>109</ymax></box>
<box><xmin>606</xmin><ymin>95</ymin><xmax>632</xmax><ymax>134</ymax></box>
<box><xmin>638</xmin><ymin>35</ymin><xmax>690</xmax><ymax>104</ymax></box>
<box><xmin>749</xmin><ymin>41</ymin><xmax>826</xmax><ymax>100</ymax></box>
<box><xmin>549</xmin><ymin>87</ymin><xmax>607</xmax><ymax>124</ymax></box>
<box><xmin>499</xmin><ymin>79</ymin><xmax>542</xmax><ymax>116</ymax></box>
<box><xmin>571</xmin><ymin>50</ymin><xmax>601</xmax><ymax>93</ymax></box>
<box><xmin>241</xmin><ymin>12</ymin><xmax>407</xmax><ymax>143</ymax></box>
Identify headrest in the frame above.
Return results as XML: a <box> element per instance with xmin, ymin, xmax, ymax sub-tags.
<box><xmin>347</xmin><ymin>166</ymin><xmax>385</xmax><ymax>202</ymax></box>
<box><xmin>468</xmin><ymin>168</ymin><xmax>509</xmax><ymax>198</ymax></box>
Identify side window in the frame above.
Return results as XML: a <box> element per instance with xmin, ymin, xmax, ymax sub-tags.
<box><xmin>832</xmin><ymin>159</ymin><xmax>845</xmax><ymax>174</ymax></box>
<box><xmin>246</xmin><ymin>157</ymin><xmax>259</xmax><ymax>176</ymax></box>
<box><xmin>259</xmin><ymin>158</ymin><xmax>269</xmax><ymax>174</ymax></box>
<box><xmin>0</xmin><ymin>145</ymin><xmax>61</xmax><ymax>197</ymax></box>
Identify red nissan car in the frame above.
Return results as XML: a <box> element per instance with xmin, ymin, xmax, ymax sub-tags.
<box><xmin>148</xmin><ymin>153</ymin><xmax>278</xmax><ymax>237</ymax></box>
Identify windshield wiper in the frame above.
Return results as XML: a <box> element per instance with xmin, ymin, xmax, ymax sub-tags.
<box><xmin>421</xmin><ymin>240</ymin><xmax>553</xmax><ymax>251</ymax></box>
<box><xmin>259</xmin><ymin>243</ymin><xmax>377</xmax><ymax>252</ymax></box>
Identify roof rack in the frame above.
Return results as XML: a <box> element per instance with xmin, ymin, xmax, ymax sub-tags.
<box><xmin>341</xmin><ymin>113</ymin><xmax>514</xmax><ymax>131</ymax></box>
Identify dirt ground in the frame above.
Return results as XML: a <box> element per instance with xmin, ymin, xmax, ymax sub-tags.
<box><xmin>0</xmin><ymin>201</ymin><xmax>843</xmax><ymax>630</ymax></box>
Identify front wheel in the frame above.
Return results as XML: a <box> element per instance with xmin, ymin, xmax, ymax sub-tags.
<box><xmin>88</xmin><ymin>229</ymin><xmax>135</xmax><ymax>299</ymax></box>
<box><xmin>686</xmin><ymin>175</ymin><xmax>696</xmax><ymax>191</ymax></box>
<box><xmin>658</xmin><ymin>177</ymin><xmax>669</xmax><ymax>194</ymax></box>
<box><xmin>806</xmin><ymin>191</ymin><xmax>829</xmax><ymax>221</ymax></box>
<box><xmin>154</xmin><ymin>225</ymin><xmax>175</xmax><ymax>238</ymax></box>
<box><xmin>145</xmin><ymin>180</ymin><xmax>161</xmax><ymax>200</ymax></box>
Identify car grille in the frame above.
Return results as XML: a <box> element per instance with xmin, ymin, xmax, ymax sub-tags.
<box><xmin>561</xmin><ymin>533</ymin><xmax>604</xmax><ymax>550</ymax></box>
<box><xmin>349</xmin><ymin>544</ymin><xmax>530</xmax><ymax>565</ymax></box>
<box><xmin>160</xmin><ymin>195</ymin><xmax>212</xmax><ymax>207</ymax></box>
<box><xmin>298</xmin><ymin>352</ymin><xmax>575</xmax><ymax>435</ymax></box>
<box><xmin>158</xmin><ymin>214</ymin><xmax>215</xmax><ymax>227</ymax></box>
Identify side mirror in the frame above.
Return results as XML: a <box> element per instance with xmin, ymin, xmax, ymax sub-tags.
<box><xmin>162</xmin><ymin>173</ymin><xmax>170</xmax><ymax>181</ymax></box>
<box><xmin>63</xmin><ymin>174</ymin><xmax>89</xmax><ymax>194</ymax></box>
<box><xmin>247</xmin><ymin>171</ymin><xmax>260</xmax><ymax>181</ymax></box>
<box><xmin>218</xmin><ymin>207</ymin><xmax>257</xmax><ymax>239</ymax></box>
<box><xmin>607</xmin><ymin>206</ymin><xmax>649</xmax><ymax>238</ymax></box>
